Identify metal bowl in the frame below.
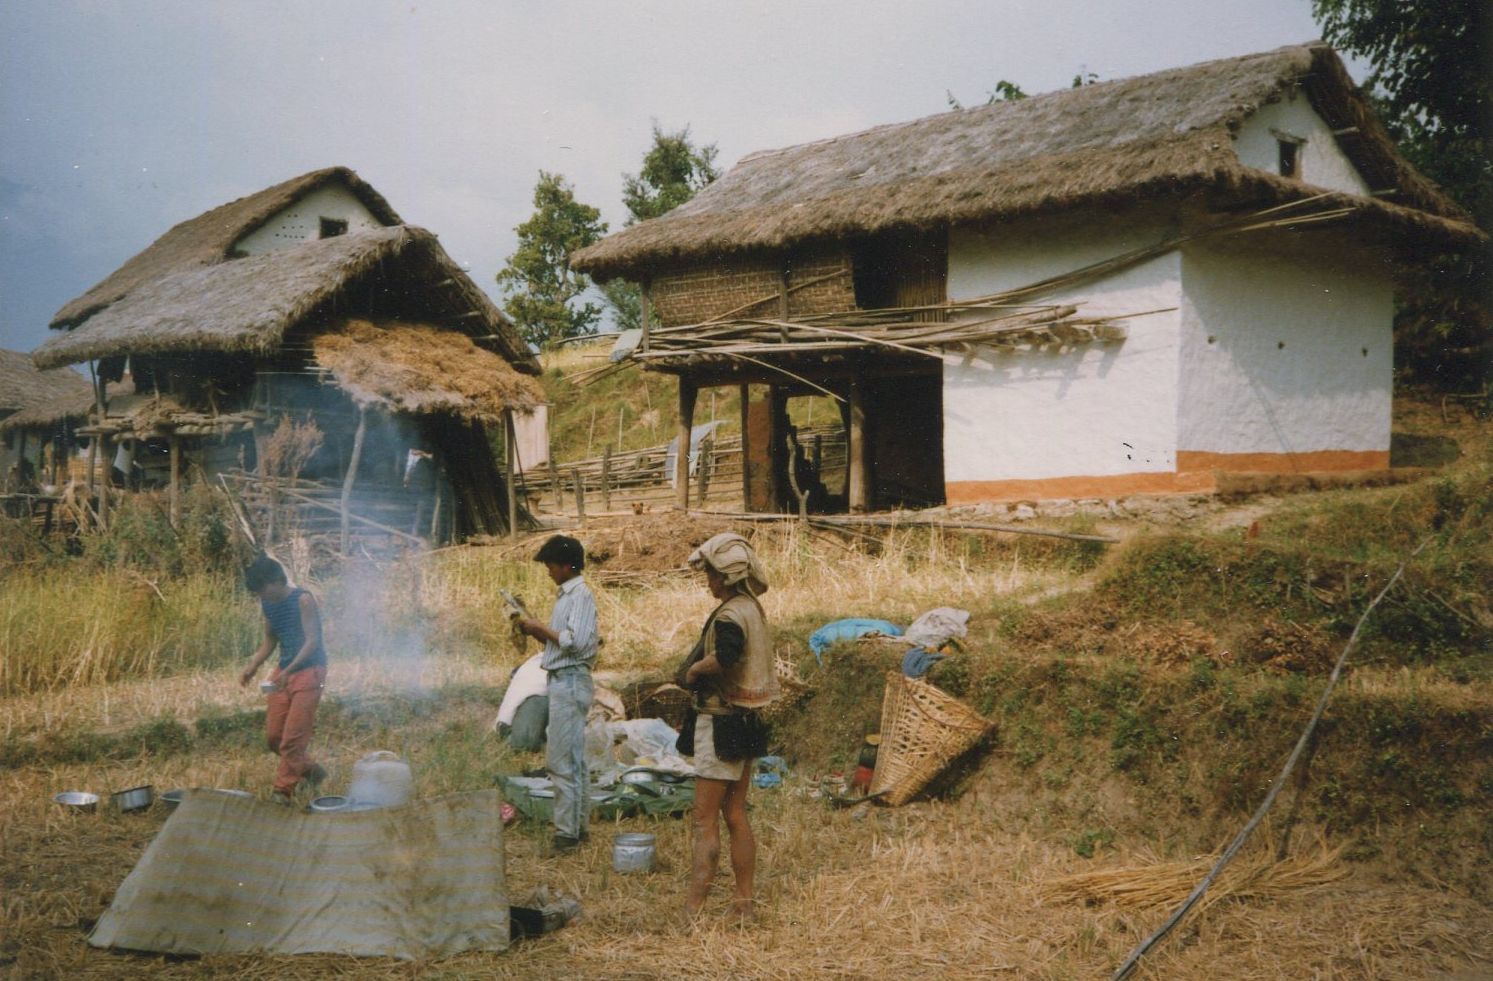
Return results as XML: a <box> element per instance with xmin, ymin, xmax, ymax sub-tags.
<box><xmin>310</xmin><ymin>795</ymin><xmax>349</xmax><ymax>813</ymax></box>
<box><xmin>54</xmin><ymin>791</ymin><xmax>100</xmax><ymax>812</ymax></box>
<box><xmin>160</xmin><ymin>789</ymin><xmax>186</xmax><ymax>810</ymax></box>
<box><xmin>112</xmin><ymin>785</ymin><xmax>154</xmax><ymax>812</ymax></box>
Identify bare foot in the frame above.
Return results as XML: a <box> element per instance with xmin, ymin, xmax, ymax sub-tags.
<box><xmin>728</xmin><ymin>898</ymin><xmax>754</xmax><ymax>925</ymax></box>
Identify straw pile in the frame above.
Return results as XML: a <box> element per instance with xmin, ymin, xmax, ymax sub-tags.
<box><xmin>1045</xmin><ymin>841</ymin><xmax>1349</xmax><ymax>916</ymax></box>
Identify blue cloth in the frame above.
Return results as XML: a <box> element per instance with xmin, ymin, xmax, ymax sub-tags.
<box><xmin>900</xmin><ymin>647</ymin><xmax>946</xmax><ymax>679</ymax></box>
<box><xmin>260</xmin><ymin>587</ymin><xmax>325</xmax><ymax>672</ymax></box>
<box><xmin>545</xmin><ymin>666</ymin><xmax>593</xmax><ymax>839</ymax></box>
<box><xmin>808</xmin><ymin>618</ymin><xmax>903</xmax><ymax>664</ymax></box>
<box><xmin>539</xmin><ymin>575</ymin><xmax>599</xmax><ymax>671</ymax></box>
<box><xmin>754</xmin><ymin>755</ymin><xmax>789</xmax><ymax>789</ymax></box>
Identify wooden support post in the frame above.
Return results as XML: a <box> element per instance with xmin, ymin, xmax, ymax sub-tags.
<box><xmin>340</xmin><ymin>408</ymin><xmax>367</xmax><ymax>555</ymax></box>
<box><xmin>848</xmin><ymin>376</ymin><xmax>868</xmax><ymax>513</ymax></box>
<box><xmin>640</xmin><ymin>280</ymin><xmax>652</xmax><ymax>354</ymax></box>
<box><xmin>548</xmin><ymin>460</ymin><xmax>563</xmax><ymax>513</ymax></box>
<box><xmin>601</xmin><ymin>445</ymin><xmax>612</xmax><ymax>511</ymax></box>
<box><xmin>168</xmin><ymin>434</ymin><xmax>181</xmax><ymax>528</ymax></box>
<box><xmin>572</xmin><ymin>467</ymin><xmax>586</xmax><ymax>525</ymax></box>
<box><xmin>739</xmin><ymin>384</ymin><xmax>751</xmax><ymax>510</ymax></box>
<box><xmin>504</xmin><ymin>410</ymin><xmax>519</xmax><ymax>539</ymax></box>
<box><xmin>696</xmin><ymin>431</ymin><xmax>711</xmax><ymax>504</ymax></box>
<box><xmin>49</xmin><ymin>436</ymin><xmax>62</xmax><ymax>487</ymax></box>
<box><xmin>85</xmin><ymin>435</ymin><xmax>97</xmax><ymax>497</ymax></box>
<box><xmin>676</xmin><ymin>379</ymin><xmax>697</xmax><ymax>512</ymax></box>
<box><xmin>98</xmin><ymin>434</ymin><xmax>111</xmax><ymax>530</ymax></box>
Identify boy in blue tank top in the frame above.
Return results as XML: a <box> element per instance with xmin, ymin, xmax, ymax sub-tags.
<box><xmin>239</xmin><ymin>555</ymin><xmax>328</xmax><ymax>805</ymax></box>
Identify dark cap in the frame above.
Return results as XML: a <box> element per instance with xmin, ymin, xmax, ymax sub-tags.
<box><xmin>534</xmin><ymin>535</ymin><xmax>585</xmax><ymax>570</ymax></box>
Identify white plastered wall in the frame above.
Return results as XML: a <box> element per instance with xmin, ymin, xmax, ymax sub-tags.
<box><xmin>1178</xmin><ymin>235</ymin><xmax>1393</xmax><ymax>460</ymax></box>
<box><xmin>943</xmin><ymin>211</ymin><xmax>1184</xmax><ymax>487</ymax></box>
<box><xmin>233</xmin><ymin>185</ymin><xmax>384</xmax><ymax>256</ymax></box>
<box><xmin>1233</xmin><ymin>93</ymin><xmax>1370</xmax><ymax>195</ymax></box>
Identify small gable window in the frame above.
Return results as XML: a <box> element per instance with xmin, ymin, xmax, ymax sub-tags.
<box><xmin>1272</xmin><ymin>130</ymin><xmax>1305</xmax><ymax>180</ymax></box>
<box><xmin>319</xmin><ymin>217</ymin><xmax>348</xmax><ymax>239</ymax></box>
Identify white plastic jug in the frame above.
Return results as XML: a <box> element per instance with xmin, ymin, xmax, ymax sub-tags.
<box><xmin>347</xmin><ymin>751</ymin><xmax>413</xmax><ymax>808</ymax></box>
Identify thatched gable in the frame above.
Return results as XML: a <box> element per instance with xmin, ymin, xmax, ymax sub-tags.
<box><xmin>49</xmin><ymin>167</ymin><xmax>400</xmax><ymax>330</ymax></box>
<box><xmin>32</xmin><ymin>226</ymin><xmax>537</xmax><ymax>374</ymax></box>
<box><xmin>312</xmin><ymin>320</ymin><xmax>545</xmax><ymax>421</ymax></box>
<box><xmin>573</xmin><ymin>44</ymin><xmax>1481</xmax><ymax>280</ymax></box>
<box><xmin>0</xmin><ymin>349</ymin><xmax>93</xmax><ymax>431</ymax></box>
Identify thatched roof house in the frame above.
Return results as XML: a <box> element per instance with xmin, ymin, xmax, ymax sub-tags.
<box><xmin>0</xmin><ymin>349</ymin><xmax>93</xmax><ymax>491</ymax></box>
<box><xmin>31</xmin><ymin>167</ymin><xmax>542</xmax><ymax>541</ymax></box>
<box><xmin>573</xmin><ymin>43</ymin><xmax>1483</xmax><ymax>513</ymax></box>
<box><xmin>574</xmin><ymin>43</ymin><xmax>1476</xmax><ymax>283</ymax></box>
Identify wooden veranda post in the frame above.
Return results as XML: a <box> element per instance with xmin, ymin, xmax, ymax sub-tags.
<box><xmin>848</xmin><ymin>376</ymin><xmax>868</xmax><ymax>513</ymax></box>
<box><xmin>676</xmin><ymin>379</ymin><xmax>698</xmax><ymax>511</ymax></box>
<box><xmin>504</xmin><ymin>409</ymin><xmax>519</xmax><ymax>539</ymax></box>
<box><xmin>168</xmin><ymin>434</ymin><xmax>181</xmax><ymax>528</ymax></box>
<box><xmin>738</xmin><ymin>384</ymin><xmax>751</xmax><ymax>510</ymax></box>
<box><xmin>601</xmin><ymin>445</ymin><xmax>612</xmax><ymax>511</ymax></box>
<box><xmin>340</xmin><ymin>407</ymin><xmax>368</xmax><ymax>555</ymax></box>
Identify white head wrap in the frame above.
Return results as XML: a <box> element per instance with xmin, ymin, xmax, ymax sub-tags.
<box><xmin>687</xmin><ymin>532</ymin><xmax>769</xmax><ymax>596</ymax></box>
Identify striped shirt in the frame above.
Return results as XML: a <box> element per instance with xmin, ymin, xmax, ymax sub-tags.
<box><xmin>540</xmin><ymin>575</ymin><xmax>599</xmax><ymax>672</ymax></box>
<box><xmin>261</xmin><ymin>587</ymin><xmax>326</xmax><ymax>672</ymax></box>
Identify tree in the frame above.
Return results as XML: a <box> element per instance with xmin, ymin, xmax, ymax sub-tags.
<box><xmin>621</xmin><ymin>124</ymin><xmax>720</xmax><ymax>225</ymax></box>
<box><xmin>497</xmin><ymin>172</ymin><xmax>607</xmax><ymax>348</ymax></box>
<box><xmin>946</xmin><ymin>79</ymin><xmax>1027</xmax><ymax>110</ymax></box>
<box><xmin>1313</xmin><ymin>0</ymin><xmax>1491</xmax><ymax>385</ymax></box>
<box><xmin>603</xmin><ymin>124</ymin><xmax>720</xmax><ymax>330</ymax></box>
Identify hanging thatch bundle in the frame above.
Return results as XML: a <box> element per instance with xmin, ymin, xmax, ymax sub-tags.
<box><xmin>311</xmin><ymin>320</ymin><xmax>544</xmax><ymax>421</ymax></box>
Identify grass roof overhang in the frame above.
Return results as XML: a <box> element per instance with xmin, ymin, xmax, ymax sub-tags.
<box><xmin>311</xmin><ymin>319</ymin><xmax>545</xmax><ymax>422</ymax></box>
<box><xmin>572</xmin><ymin>44</ymin><xmax>1481</xmax><ymax>282</ymax></box>
<box><xmin>31</xmin><ymin>227</ymin><xmax>538</xmax><ymax>375</ymax></box>
<box><xmin>49</xmin><ymin>167</ymin><xmax>401</xmax><ymax>330</ymax></box>
<box><xmin>0</xmin><ymin>349</ymin><xmax>94</xmax><ymax>430</ymax></box>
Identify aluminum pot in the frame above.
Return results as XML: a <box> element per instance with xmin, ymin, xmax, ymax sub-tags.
<box><xmin>112</xmin><ymin>785</ymin><xmax>154</xmax><ymax>812</ymax></box>
<box><xmin>160</xmin><ymin>789</ymin><xmax>186</xmax><ymax>810</ymax></box>
<box><xmin>612</xmin><ymin>832</ymin><xmax>656</xmax><ymax>874</ymax></box>
<box><xmin>310</xmin><ymin>795</ymin><xmax>349</xmax><ymax>813</ymax></box>
<box><xmin>54</xmin><ymin>791</ymin><xmax>100</xmax><ymax>812</ymax></box>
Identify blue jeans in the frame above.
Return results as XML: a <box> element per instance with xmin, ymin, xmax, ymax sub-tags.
<box><xmin>545</xmin><ymin>667</ymin><xmax>593</xmax><ymax>839</ymax></box>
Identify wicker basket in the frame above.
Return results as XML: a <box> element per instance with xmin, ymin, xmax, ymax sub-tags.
<box><xmin>637</xmin><ymin>683</ymin><xmax>692</xmax><ymax>730</ymax></box>
<box><xmin>761</xmin><ymin>656</ymin><xmax>813</xmax><ymax>721</ymax></box>
<box><xmin>869</xmin><ymin>671</ymin><xmax>995</xmax><ymax>806</ymax></box>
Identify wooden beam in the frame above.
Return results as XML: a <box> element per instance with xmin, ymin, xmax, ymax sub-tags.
<box><xmin>847</xmin><ymin>376</ymin><xmax>868</xmax><ymax>513</ymax></box>
<box><xmin>676</xmin><ymin>379</ymin><xmax>698</xmax><ymax>511</ymax></box>
<box><xmin>339</xmin><ymin>407</ymin><xmax>368</xmax><ymax>555</ymax></box>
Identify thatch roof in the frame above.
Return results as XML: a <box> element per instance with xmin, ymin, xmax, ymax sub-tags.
<box><xmin>0</xmin><ymin>349</ymin><xmax>94</xmax><ymax>431</ymax></box>
<box><xmin>32</xmin><ymin>225</ymin><xmax>538</xmax><ymax>374</ymax></box>
<box><xmin>573</xmin><ymin>44</ymin><xmax>1482</xmax><ymax>280</ymax></box>
<box><xmin>49</xmin><ymin>167</ymin><xmax>401</xmax><ymax>330</ymax></box>
<box><xmin>312</xmin><ymin>319</ymin><xmax>545</xmax><ymax>421</ymax></box>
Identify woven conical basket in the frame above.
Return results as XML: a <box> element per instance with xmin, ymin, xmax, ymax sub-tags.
<box><xmin>869</xmin><ymin>671</ymin><xmax>995</xmax><ymax>806</ymax></box>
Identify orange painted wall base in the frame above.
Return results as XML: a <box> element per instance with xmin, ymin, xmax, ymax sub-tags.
<box><xmin>945</xmin><ymin>449</ymin><xmax>1391</xmax><ymax>503</ymax></box>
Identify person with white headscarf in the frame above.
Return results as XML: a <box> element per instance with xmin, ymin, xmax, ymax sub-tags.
<box><xmin>675</xmin><ymin>532</ymin><xmax>779</xmax><ymax>921</ymax></box>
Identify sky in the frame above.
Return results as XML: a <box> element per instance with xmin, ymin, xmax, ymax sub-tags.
<box><xmin>0</xmin><ymin>0</ymin><xmax>1344</xmax><ymax>355</ymax></box>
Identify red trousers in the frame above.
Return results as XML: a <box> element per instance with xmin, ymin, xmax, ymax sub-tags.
<box><xmin>265</xmin><ymin>665</ymin><xmax>325</xmax><ymax>794</ymax></box>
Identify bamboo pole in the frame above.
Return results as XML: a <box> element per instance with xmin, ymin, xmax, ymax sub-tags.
<box><xmin>340</xmin><ymin>408</ymin><xmax>367</xmax><ymax>555</ymax></box>
<box><xmin>263</xmin><ymin>481</ymin><xmax>425</xmax><ymax>545</ymax></box>
<box><xmin>572</xmin><ymin>467</ymin><xmax>586</xmax><ymax>525</ymax></box>
<box><xmin>601</xmin><ymin>445</ymin><xmax>612</xmax><ymax>511</ymax></box>
<box><xmin>676</xmin><ymin>379</ymin><xmax>697</xmax><ymax>511</ymax></box>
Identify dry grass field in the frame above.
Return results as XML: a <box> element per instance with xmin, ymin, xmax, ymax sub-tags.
<box><xmin>2</xmin><ymin>396</ymin><xmax>1490</xmax><ymax>978</ymax></box>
